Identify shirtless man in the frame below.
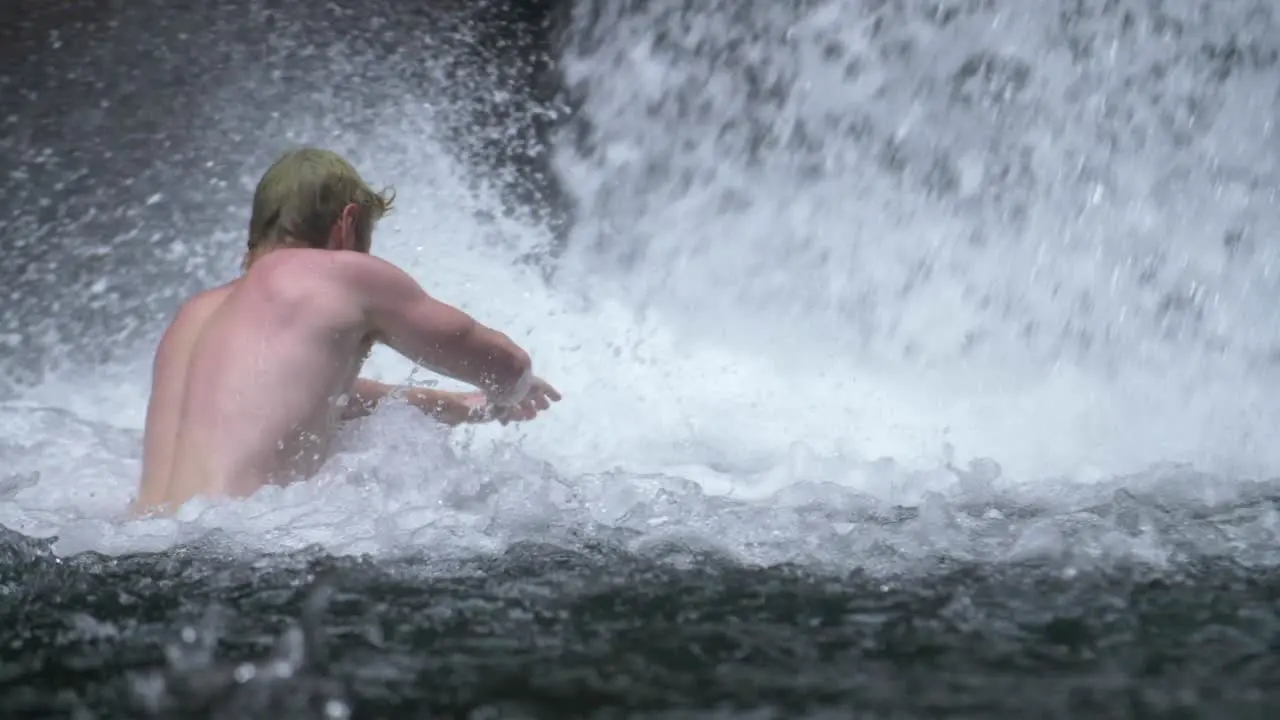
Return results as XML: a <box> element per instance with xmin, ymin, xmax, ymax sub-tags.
<box><xmin>135</xmin><ymin>148</ymin><xmax>559</xmax><ymax>513</ymax></box>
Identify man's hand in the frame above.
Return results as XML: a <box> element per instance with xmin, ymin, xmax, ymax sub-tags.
<box><xmin>489</xmin><ymin>376</ymin><xmax>561</xmax><ymax>425</ymax></box>
<box><xmin>408</xmin><ymin>379</ymin><xmax>560</xmax><ymax>426</ymax></box>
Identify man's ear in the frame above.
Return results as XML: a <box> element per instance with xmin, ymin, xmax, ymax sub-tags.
<box><xmin>338</xmin><ymin>203</ymin><xmax>360</xmax><ymax>251</ymax></box>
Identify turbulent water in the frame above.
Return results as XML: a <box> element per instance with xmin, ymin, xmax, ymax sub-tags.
<box><xmin>2</xmin><ymin>0</ymin><xmax>1280</xmax><ymax>717</ymax></box>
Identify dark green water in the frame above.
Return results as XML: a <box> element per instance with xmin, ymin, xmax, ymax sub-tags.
<box><xmin>3</xmin><ymin>527</ymin><xmax>1279</xmax><ymax>719</ymax></box>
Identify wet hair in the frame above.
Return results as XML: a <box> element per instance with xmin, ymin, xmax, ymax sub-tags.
<box><xmin>246</xmin><ymin>148</ymin><xmax>395</xmax><ymax>261</ymax></box>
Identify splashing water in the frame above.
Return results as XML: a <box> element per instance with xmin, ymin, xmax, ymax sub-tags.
<box><xmin>554</xmin><ymin>0</ymin><xmax>1280</xmax><ymax>473</ymax></box>
<box><xmin>2</xmin><ymin>0</ymin><xmax>1279</xmax><ymax>574</ymax></box>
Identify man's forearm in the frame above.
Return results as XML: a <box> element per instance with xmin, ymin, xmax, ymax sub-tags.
<box><xmin>445</xmin><ymin>325</ymin><xmax>533</xmax><ymax>404</ymax></box>
<box><xmin>343</xmin><ymin>378</ymin><xmax>395</xmax><ymax>421</ymax></box>
<box><xmin>343</xmin><ymin>378</ymin><xmax>484</xmax><ymax>426</ymax></box>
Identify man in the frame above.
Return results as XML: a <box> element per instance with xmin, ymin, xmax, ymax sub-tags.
<box><xmin>134</xmin><ymin>148</ymin><xmax>559</xmax><ymax>513</ymax></box>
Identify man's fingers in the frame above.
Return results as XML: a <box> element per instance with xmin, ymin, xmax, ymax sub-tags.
<box><xmin>532</xmin><ymin>378</ymin><xmax>562</xmax><ymax>402</ymax></box>
<box><xmin>484</xmin><ymin>381</ymin><xmax>560</xmax><ymax>425</ymax></box>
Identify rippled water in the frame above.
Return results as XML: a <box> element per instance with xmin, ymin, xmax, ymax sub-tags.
<box><xmin>3</xmin><ymin>0</ymin><xmax>1280</xmax><ymax>716</ymax></box>
<box><xmin>5</xmin><ymin>538</ymin><xmax>1280</xmax><ymax>717</ymax></box>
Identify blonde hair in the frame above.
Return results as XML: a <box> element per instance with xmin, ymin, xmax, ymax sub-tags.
<box><xmin>246</xmin><ymin>148</ymin><xmax>395</xmax><ymax>265</ymax></box>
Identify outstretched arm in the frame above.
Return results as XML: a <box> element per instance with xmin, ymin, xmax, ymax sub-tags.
<box><xmin>332</xmin><ymin>253</ymin><xmax>533</xmax><ymax>404</ymax></box>
<box><xmin>343</xmin><ymin>378</ymin><xmax>489</xmax><ymax>426</ymax></box>
<box><xmin>342</xmin><ymin>378</ymin><xmax>395</xmax><ymax>421</ymax></box>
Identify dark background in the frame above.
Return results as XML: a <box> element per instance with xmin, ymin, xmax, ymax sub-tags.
<box><xmin>0</xmin><ymin>0</ymin><xmax>572</xmax><ymax>388</ymax></box>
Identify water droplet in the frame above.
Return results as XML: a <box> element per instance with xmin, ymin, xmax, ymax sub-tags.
<box><xmin>324</xmin><ymin>699</ymin><xmax>351</xmax><ymax>720</ymax></box>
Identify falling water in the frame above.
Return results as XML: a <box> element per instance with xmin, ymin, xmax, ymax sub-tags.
<box><xmin>2</xmin><ymin>1</ymin><xmax>1280</xmax><ymax>716</ymax></box>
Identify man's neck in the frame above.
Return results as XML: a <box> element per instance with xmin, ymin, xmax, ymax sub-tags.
<box><xmin>242</xmin><ymin>241</ymin><xmax>311</xmax><ymax>271</ymax></box>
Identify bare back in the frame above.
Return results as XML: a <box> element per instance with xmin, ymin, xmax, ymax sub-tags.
<box><xmin>137</xmin><ymin>249</ymin><xmax>373</xmax><ymax>510</ymax></box>
<box><xmin>137</xmin><ymin>244</ymin><xmax>536</xmax><ymax>513</ymax></box>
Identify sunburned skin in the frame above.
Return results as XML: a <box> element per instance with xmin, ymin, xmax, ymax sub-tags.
<box><xmin>135</xmin><ymin>248</ymin><xmax>559</xmax><ymax>514</ymax></box>
<box><xmin>135</xmin><ymin>149</ymin><xmax>560</xmax><ymax>515</ymax></box>
<box><xmin>136</xmin><ymin>254</ymin><xmax>356</xmax><ymax>509</ymax></box>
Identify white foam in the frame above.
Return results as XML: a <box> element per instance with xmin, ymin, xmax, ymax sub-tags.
<box><xmin>4</xmin><ymin>0</ymin><xmax>1279</xmax><ymax>568</ymax></box>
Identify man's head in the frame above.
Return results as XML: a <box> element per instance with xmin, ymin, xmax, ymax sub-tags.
<box><xmin>245</xmin><ymin>148</ymin><xmax>395</xmax><ymax>269</ymax></box>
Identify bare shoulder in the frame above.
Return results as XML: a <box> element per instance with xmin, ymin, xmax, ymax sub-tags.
<box><xmin>152</xmin><ymin>284</ymin><xmax>234</xmax><ymax>370</ymax></box>
<box><xmin>180</xmin><ymin>283</ymin><xmax>234</xmax><ymax>317</ymax></box>
<box><xmin>164</xmin><ymin>284</ymin><xmax>232</xmax><ymax>335</ymax></box>
<box><xmin>248</xmin><ymin>248</ymin><xmax>405</xmax><ymax>293</ymax></box>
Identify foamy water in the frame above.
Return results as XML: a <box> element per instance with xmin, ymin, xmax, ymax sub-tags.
<box><xmin>2</xmin><ymin>0</ymin><xmax>1279</xmax><ymax>569</ymax></box>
